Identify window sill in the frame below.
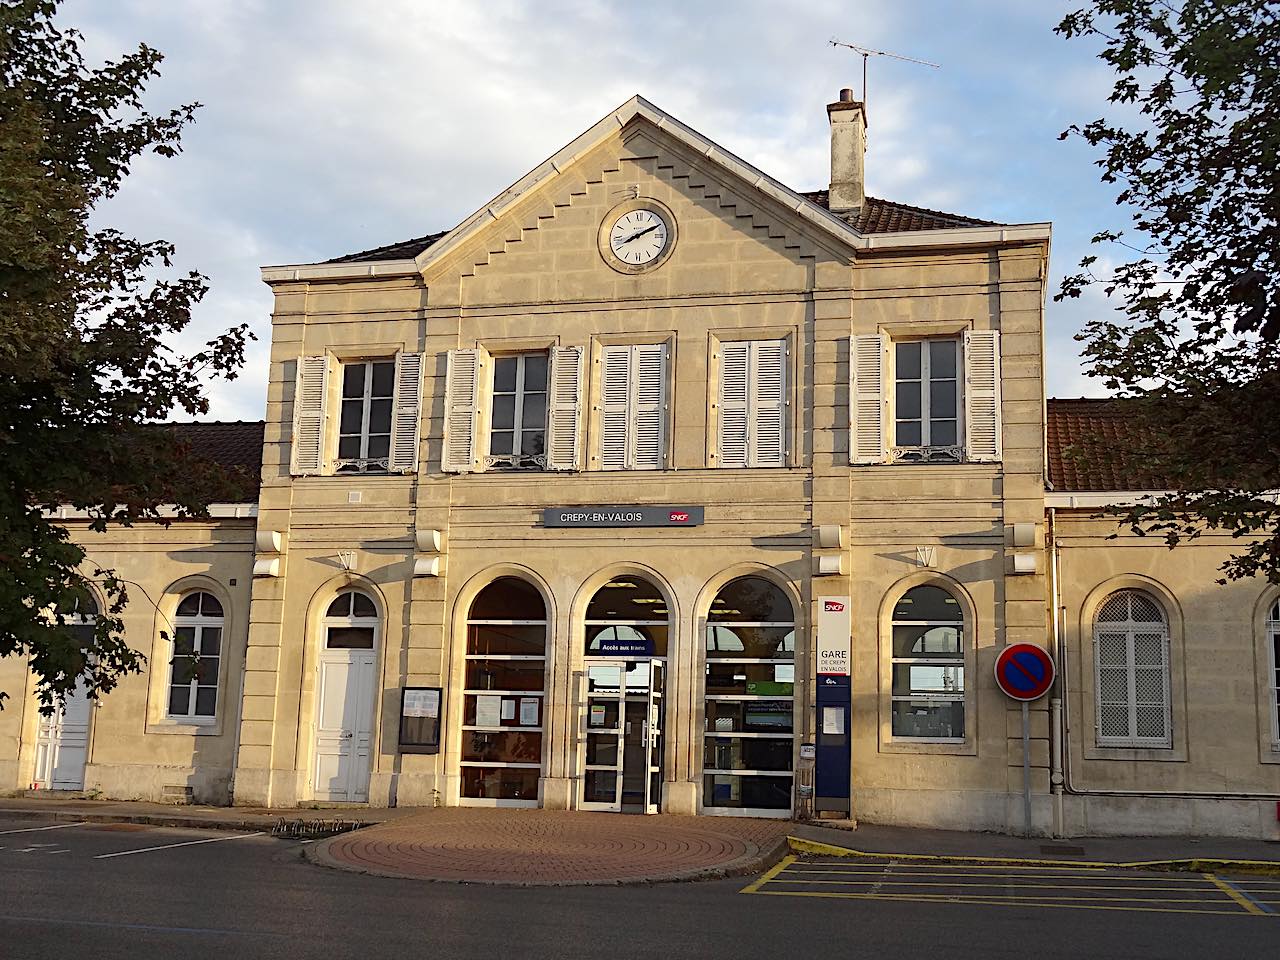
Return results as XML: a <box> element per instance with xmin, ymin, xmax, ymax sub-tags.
<box><xmin>148</xmin><ymin>717</ymin><xmax>221</xmax><ymax>736</ymax></box>
<box><xmin>1083</xmin><ymin>743</ymin><xmax>1185</xmax><ymax>763</ymax></box>
<box><xmin>880</xmin><ymin>737</ymin><xmax>976</xmax><ymax>757</ymax></box>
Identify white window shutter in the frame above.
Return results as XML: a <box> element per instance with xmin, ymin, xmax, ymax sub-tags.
<box><xmin>599</xmin><ymin>344</ymin><xmax>631</xmax><ymax>471</ymax></box>
<box><xmin>718</xmin><ymin>341</ymin><xmax>750</xmax><ymax>468</ymax></box>
<box><xmin>631</xmin><ymin>343</ymin><xmax>667</xmax><ymax>470</ymax></box>
<box><xmin>388</xmin><ymin>352</ymin><xmax>424</xmax><ymax>473</ymax></box>
<box><xmin>443</xmin><ymin>348</ymin><xmax>482</xmax><ymax>473</ymax></box>
<box><xmin>546</xmin><ymin>346</ymin><xmax>584</xmax><ymax>471</ymax></box>
<box><xmin>849</xmin><ymin>334</ymin><xmax>886</xmax><ymax>465</ymax></box>
<box><xmin>751</xmin><ymin>339</ymin><xmax>787</xmax><ymax>467</ymax></box>
<box><xmin>964</xmin><ymin>329</ymin><xmax>1002</xmax><ymax>462</ymax></box>
<box><xmin>291</xmin><ymin>355</ymin><xmax>328</xmax><ymax>476</ymax></box>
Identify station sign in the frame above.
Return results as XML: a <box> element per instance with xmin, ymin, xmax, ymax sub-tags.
<box><xmin>994</xmin><ymin>642</ymin><xmax>1056</xmax><ymax>701</ymax></box>
<box><xmin>542</xmin><ymin>506</ymin><xmax>704</xmax><ymax>528</ymax></box>
<box><xmin>816</xmin><ymin>597</ymin><xmax>851</xmax><ymax>678</ymax></box>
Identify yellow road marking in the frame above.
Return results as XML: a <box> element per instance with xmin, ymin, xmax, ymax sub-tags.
<box><xmin>739</xmin><ymin>854</ymin><xmax>796</xmax><ymax>894</ymax></box>
<box><xmin>748</xmin><ymin>888</ymin><xmax>1254</xmax><ymax>917</ymax></box>
<box><xmin>784</xmin><ymin>867</ymin><xmax>1214</xmax><ymax>883</ymax></box>
<box><xmin>1206</xmin><ymin>874</ymin><xmax>1267</xmax><ymax>916</ymax></box>
<box><xmin>772</xmin><ymin>877</ymin><xmax>1228</xmax><ymax>896</ymax></box>
<box><xmin>786</xmin><ymin>836</ymin><xmax>1280</xmax><ymax>877</ymax></box>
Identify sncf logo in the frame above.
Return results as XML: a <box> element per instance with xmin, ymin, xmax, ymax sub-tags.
<box><xmin>823</xmin><ymin>601</ymin><xmax>846</xmax><ymax>612</ymax></box>
<box><xmin>669</xmin><ymin>512</ymin><xmax>690</xmax><ymax>523</ymax></box>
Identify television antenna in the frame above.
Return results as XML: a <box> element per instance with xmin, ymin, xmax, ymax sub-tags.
<box><xmin>829</xmin><ymin>39</ymin><xmax>940</xmax><ymax>106</ymax></box>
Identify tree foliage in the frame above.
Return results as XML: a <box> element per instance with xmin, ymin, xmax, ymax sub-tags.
<box><xmin>1055</xmin><ymin>0</ymin><xmax>1280</xmax><ymax>582</ymax></box>
<box><xmin>0</xmin><ymin>0</ymin><xmax>252</xmax><ymax>711</ymax></box>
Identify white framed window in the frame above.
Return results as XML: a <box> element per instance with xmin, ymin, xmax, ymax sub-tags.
<box><xmin>486</xmin><ymin>353</ymin><xmax>548</xmax><ymax>469</ymax></box>
<box><xmin>323</xmin><ymin>590</ymin><xmax>378</xmax><ymax>648</ymax></box>
<box><xmin>890</xmin><ymin>585</ymin><xmax>965</xmax><ymax>741</ymax></box>
<box><xmin>1094</xmin><ymin>590</ymin><xmax>1172</xmax><ymax>748</ymax></box>
<box><xmin>703</xmin><ymin>577</ymin><xmax>795</xmax><ymax>814</ymax></box>
<box><xmin>718</xmin><ymin>339</ymin><xmax>787</xmax><ymax>468</ymax></box>
<box><xmin>167</xmin><ymin>592</ymin><xmax>223</xmax><ymax>721</ymax></box>
<box><xmin>443</xmin><ymin>346</ymin><xmax>582</xmax><ymax>474</ymax></box>
<box><xmin>894</xmin><ymin>339</ymin><xmax>960</xmax><ymax>459</ymax></box>
<box><xmin>461</xmin><ymin>578</ymin><xmax>547</xmax><ymax>805</ymax></box>
<box><xmin>600</xmin><ymin>343</ymin><xmax>667</xmax><ymax>471</ymax></box>
<box><xmin>849</xmin><ymin>330</ymin><xmax>1000</xmax><ymax>465</ymax></box>
<box><xmin>1267</xmin><ymin>600</ymin><xmax>1280</xmax><ymax>750</ymax></box>
<box><xmin>337</xmin><ymin>360</ymin><xmax>395</xmax><ymax>473</ymax></box>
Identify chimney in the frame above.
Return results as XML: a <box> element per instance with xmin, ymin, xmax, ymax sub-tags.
<box><xmin>827</xmin><ymin>87</ymin><xmax>867</xmax><ymax>216</ymax></box>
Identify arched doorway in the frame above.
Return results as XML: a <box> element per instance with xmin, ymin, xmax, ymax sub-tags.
<box><xmin>460</xmin><ymin>577</ymin><xmax>548</xmax><ymax>806</ymax></box>
<box><xmin>702</xmin><ymin>576</ymin><xmax>796</xmax><ymax>815</ymax></box>
<box><xmin>581</xmin><ymin>577</ymin><xmax>670</xmax><ymax>813</ymax></box>
<box><xmin>312</xmin><ymin>589</ymin><xmax>379</xmax><ymax>802</ymax></box>
<box><xmin>34</xmin><ymin>594</ymin><xmax>98</xmax><ymax>791</ymax></box>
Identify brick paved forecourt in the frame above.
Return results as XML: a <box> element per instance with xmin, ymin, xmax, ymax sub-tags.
<box><xmin>310</xmin><ymin>808</ymin><xmax>791</xmax><ymax>885</ymax></box>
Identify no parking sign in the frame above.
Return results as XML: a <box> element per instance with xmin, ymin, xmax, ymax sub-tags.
<box><xmin>994</xmin><ymin>643</ymin><xmax>1056</xmax><ymax>701</ymax></box>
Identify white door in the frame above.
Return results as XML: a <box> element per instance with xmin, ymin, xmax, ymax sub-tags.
<box><xmin>34</xmin><ymin>679</ymin><xmax>92</xmax><ymax>791</ymax></box>
<box><xmin>313</xmin><ymin>653</ymin><xmax>376</xmax><ymax>802</ymax></box>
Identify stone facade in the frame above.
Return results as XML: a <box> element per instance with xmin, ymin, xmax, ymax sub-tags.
<box><xmin>3</xmin><ymin>94</ymin><xmax>1277</xmax><ymax>838</ymax></box>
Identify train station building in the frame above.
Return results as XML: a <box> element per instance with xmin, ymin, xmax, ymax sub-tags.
<box><xmin>2</xmin><ymin>92</ymin><xmax>1277</xmax><ymax>838</ymax></box>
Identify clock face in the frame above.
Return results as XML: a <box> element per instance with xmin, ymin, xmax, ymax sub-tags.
<box><xmin>608</xmin><ymin>208</ymin><xmax>669</xmax><ymax>266</ymax></box>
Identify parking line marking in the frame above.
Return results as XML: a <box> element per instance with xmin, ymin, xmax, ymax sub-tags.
<box><xmin>784</xmin><ymin>867</ymin><xmax>1214</xmax><ymax>883</ymax></box>
<box><xmin>770</xmin><ymin>878</ymin><xmax>1228</xmax><ymax>895</ymax></box>
<box><xmin>0</xmin><ymin>822</ymin><xmax>87</xmax><ymax>836</ymax></box>
<box><xmin>1207</xmin><ymin>874</ymin><xmax>1270</xmax><ymax>916</ymax></box>
<box><xmin>93</xmin><ymin>831</ymin><xmax>264</xmax><ymax>860</ymax></box>
<box><xmin>749</xmin><ymin>888</ymin><xmax>1254</xmax><ymax>917</ymax></box>
<box><xmin>739</xmin><ymin>854</ymin><xmax>797</xmax><ymax>894</ymax></box>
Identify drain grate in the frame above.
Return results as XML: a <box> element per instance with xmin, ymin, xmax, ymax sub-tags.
<box><xmin>270</xmin><ymin>818</ymin><xmax>362</xmax><ymax>839</ymax></box>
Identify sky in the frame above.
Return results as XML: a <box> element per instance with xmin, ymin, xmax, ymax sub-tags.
<box><xmin>64</xmin><ymin>0</ymin><xmax>1127</xmax><ymax>422</ymax></box>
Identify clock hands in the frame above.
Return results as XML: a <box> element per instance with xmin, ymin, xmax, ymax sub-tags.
<box><xmin>614</xmin><ymin>222</ymin><xmax>663</xmax><ymax>247</ymax></box>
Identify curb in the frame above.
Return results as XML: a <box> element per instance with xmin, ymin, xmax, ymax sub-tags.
<box><xmin>0</xmin><ymin>807</ymin><xmax>387</xmax><ymax>835</ymax></box>
<box><xmin>786</xmin><ymin>835</ymin><xmax>1280</xmax><ymax>878</ymax></box>
<box><xmin>306</xmin><ymin>832</ymin><xmax>791</xmax><ymax>887</ymax></box>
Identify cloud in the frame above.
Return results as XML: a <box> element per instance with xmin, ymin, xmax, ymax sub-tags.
<box><xmin>60</xmin><ymin>0</ymin><xmax>1125</xmax><ymax>419</ymax></box>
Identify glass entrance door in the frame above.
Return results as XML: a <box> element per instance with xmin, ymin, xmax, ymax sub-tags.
<box><xmin>581</xmin><ymin>659</ymin><xmax>663</xmax><ymax>813</ymax></box>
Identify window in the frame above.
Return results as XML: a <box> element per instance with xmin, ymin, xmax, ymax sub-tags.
<box><xmin>461</xmin><ymin>578</ymin><xmax>547</xmax><ymax>804</ymax></box>
<box><xmin>1267</xmin><ymin>600</ymin><xmax>1279</xmax><ymax>749</ymax></box>
<box><xmin>487</xmin><ymin>353</ymin><xmax>548</xmax><ymax>469</ymax></box>
<box><xmin>849</xmin><ymin>330</ymin><xmax>1000</xmax><ymax>465</ymax></box>
<box><xmin>894</xmin><ymin>339</ymin><xmax>959</xmax><ymax>459</ymax></box>
<box><xmin>337</xmin><ymin>360</ymin><xmax>395</xmax><ymax>473</ymax></box>
<box><xmin>718</xmin><ymin>339</ymin><xmax>787</xmax><ymax>468</ymax></box>
<box><xmin>600</xmin><ymin>343</ymin><xmax>667</xmax><ymax>470</ymax></box>
<box><xmin>443</xmin><ymin>346</ymin><xmax>583</xmax><ymax>473</ymax></box>
<box><xmin>324</xmin><ymin>591</ymin><xmax>378</xmax><ymax>649</ymax></box>
<box><xmin>168</xmin><ymin>592</ymin><xmax>223</xmax><ymax>720</ymax></box>
<box><xmin>703</xmin><ymin>577</ymin><xmax>795</xmax><ymax>812</ymax></box>
<box><xmin>890</xmin><ymin>585</ymin><xmax>965</xmax><ymax>740</ymax></box>
<box><xmin>585</xmin><ymin>578</ymin><xmax>669</xmax><ymax>657</ymax></box>
<box><xmin>1094</xmin><ymin>590</ymin><xmax>1172</xmax><ymax>748</ymax></box>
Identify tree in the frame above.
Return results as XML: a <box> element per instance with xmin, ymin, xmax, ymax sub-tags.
<box><xmin>0</xmin><ymin>0</ymin><xmax>252</xmax><ymax>712</ymax></box>
<box><xmin>1055</xmin><ymin>0</ymin><xmax>1280</xmax><ymax>583</ymax></box>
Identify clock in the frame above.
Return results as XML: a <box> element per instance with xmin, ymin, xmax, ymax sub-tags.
<box><xmin>598</xmin><ymin>199</ymin><xmax>677</xmax><ymax>274</ymax></box>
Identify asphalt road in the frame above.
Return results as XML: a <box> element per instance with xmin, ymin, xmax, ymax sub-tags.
<box><xmin>1</xmin><ymin>816</ymin><xmax>1276</xmax><ymax>959</ymax></box>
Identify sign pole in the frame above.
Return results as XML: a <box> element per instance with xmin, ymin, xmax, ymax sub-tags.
<box><xmin>1021</xmin><ymin>700</ymin><xmax>1031</xmax><ymax>836</ymax></box>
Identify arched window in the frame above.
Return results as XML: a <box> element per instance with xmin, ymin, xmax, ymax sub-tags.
<box><xmin>1094</xmin><ymin>589</ymin><xmax>1171</xmax><ymax>748</ymax></box>
<box><xmin>323</xmin><ymin>590</ymin><xmax>378</xmax><ymax>649</ymax></box>
<box><xmin>60</xmin><ymin>593</ymin><xmax>98</xmax><ymax>647</ymax></box>
<box><xmin>461</xmin><ymin>578</ymin><xmax>547</xmax><ymax>804</ymax></box>
<box><xmin>704</xmin><ymin>576</ymin><xmax>795</xmax><ymax>813</ymax></box>
<box><xmin>891</xmin><ymin>585</ymin><xmax>965</xmax><ymax>740</ymax></box>
<box><xmin>168</xmin><ymin>592</ymin><xmax>224</xmax><ymax>720</ymax></box>
<box><xmin>1268</xmin><ymin>600</ymin><xmax>1280</xmax><ymax>750</ymax></box>
<box><xmin>585</xmin><ymin>578</ymin><xmax>669</xmax><ymax>657</ymax></box>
